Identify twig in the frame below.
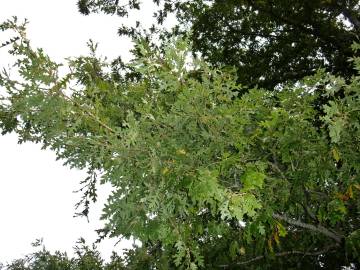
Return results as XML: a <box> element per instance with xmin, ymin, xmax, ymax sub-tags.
<box><xmin>269</xmin><ymin>161</ymin><xmax>286</xmax><ymax>180</ymax></box>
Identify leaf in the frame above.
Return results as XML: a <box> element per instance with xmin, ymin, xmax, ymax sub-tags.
<box><xmin>328</xmin><ymin>199</ymin><xmax>347</xmax><ymax>224</ymax></box>
<box><xmin>229</xmin><ymin>193</ymin><xmax>262</xmax><ymax>220</ymax></box>
<box><xmin>274</xmin><ymin>231</ymin><xmax>280</xmax><ymax>245</ymax></box>
<box><xmin>190</xmin><ymin>169</ymin><xmax>222</xmax><ymax>204</ymax></box>
<box><xmin>276</xmin><ymin>222</ymin><xmax>287</xmax><ymax>237</ymax></box>
<box><xmin>173</xmin><ymin>241</ymin><xmax>186</xmax><ymax>266</ymax></box>
<box><xmin>161</xmin><ymin>167</ymin><xmax>170</xmax><ymax>175</ymax></box>
<box><xmin>219</xmin><ymin>200</ymin><xmax>232</xmax><ymax>220</ymax></box>
<box><xmin>190</xmin><ymin>262</ymin><xmax>198</xmax><ymax>270</ymax></box>
<box><xmin>242</xmin><ymin>170</ymin><xmax>265</xmax><ymax>191</ymax></box>
<box><xmin>258</xmin><ymin>224</ymin><xmax>266</xmax><ymax>235</ymax></box>
<box><xmin>329</xmin><ymin>118</ymin><xmax>346</xmax><ymax>144</ymax></box>
<box><xmin>229</xmin><ymin>241</ymin><xmax>239</xmax><ymax>259</ymax></box>
<box><xmin>176</xmin><ymin>148</ymin><xmax>187</xmax><ymax>155</ymax></box>
<box><xmin>332</xmin><ymin>147</ymin><xmax>340</xmax><ymax>162</ymax></box>
<box><xmin>346</xmin><ymin>229</ymin><xmax>360</xmax><ymax>260</ymax></box>
<box><xmin>268</xmin><ymin>238</ymin><xmax>273</xmax><ymax>253</ymax></box>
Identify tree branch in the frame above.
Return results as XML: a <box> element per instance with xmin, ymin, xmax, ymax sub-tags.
<box><xmin>301</xmin><ymin>185</ymin><xmax>318</xmax><ymax>222</ymax></box>
<box><xmin>326</xmin><ymin>0</ymin><xmax>360</xmax><ymax>31</ymax></box>
<box><xmin>217</xmin><ymin>244</ymin><xmax>338</xmax><ymax>268</ymax></box>
<box><xmin>59</xmin><ymin>86</ymin><xmax>117</xmax><ymax>135</ymax></box>
<box><xmin>341</xmin><ymin>8</ymin><xmax>360</xmax><ymax>31</ymax></box>
<box><xmin>272</xmin><ymin>213</ymin><xmax>343</xmax><ymax>243</ymax></box>
<box><xmin>249</xmin><ymin>0</ymin><xmax>351</xmax><ymax>51</ymax></box>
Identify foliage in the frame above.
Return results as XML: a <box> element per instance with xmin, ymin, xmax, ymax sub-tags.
<box><xmin>76</xmin><ymin>0</ymin><xmax>360</xmax><ymax>88</ymax></box>
<box><xmin>1</xmin><ymin>18</ymin><xmax>360</xmax><ymax>269</ymax></box>
<box><xmin>0</xmin><ymin>238</ymin><xmax>125</xmax><ymax>270</ymax></box>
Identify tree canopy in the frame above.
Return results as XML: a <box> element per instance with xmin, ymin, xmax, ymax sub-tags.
<box><xmin>0</xmin><ymin>17</ymin><xmax>360</xmax><ymax>268</ymax></box>
<box><xmin>0</xmin><ymin>238</ymin><xmax>126</xmax><ymax>270</ymax></box>
<box><xmin>77</xmin><ymin>0</ymin><xmax>360</xmax><ymax>88</ymax></box>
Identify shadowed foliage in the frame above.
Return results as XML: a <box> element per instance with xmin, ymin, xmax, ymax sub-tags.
<box><xmin>76</xmin><ymin>0</ymin><xmax>360</xmax><ymax>88</ymax></box>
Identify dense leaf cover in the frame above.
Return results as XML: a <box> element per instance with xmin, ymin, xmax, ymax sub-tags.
<box><xmin>0</xmin><ymin>239</ymin><xmax>126</xmax><ymax>270</ymax></box>
<box><xmin>76</xmin><ymin>0</ymin><xmax>360</xmax><ymax>88</ymax></box>
<box><xmin>1</xmin><ymin>18</ymin><xmax>360</xmax><ymax>269</ymax></box>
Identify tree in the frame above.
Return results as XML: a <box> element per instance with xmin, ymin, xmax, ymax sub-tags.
<box><xmin>1</xmin><ymin>18</ymin><xmax>360</xmax><ymax>268</ymax></box>
<box><xmin>76</xmin><ymin>0</ymin><xmax>360</xmax><ymax>89</ymax></box>
<box><xmin>0</xmin><ymin>238</ymin><xmax>126</xmax><ymax>270</ymax></box>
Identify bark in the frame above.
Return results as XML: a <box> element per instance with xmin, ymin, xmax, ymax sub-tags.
<box><xmin>273</xmin><ymin>213</ymin><xmax>343</xmax><ymax>243</ymax></box>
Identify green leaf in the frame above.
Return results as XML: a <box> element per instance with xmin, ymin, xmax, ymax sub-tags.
<box><xmin>242</xmin><ymin>170</ymin><xmax>265</xmax><ymax>191</ymax></box>
<box><xmin>328</xmin><ymin>118</ymin><xmax>346</xmax><ymax>144</ymax></box>
<box><xmin>258</xmin><ymin>224</ymin><xmax>266</xmax><ymax>236</ymax></box>
<box><xmin>229</xmin><ymin>241</ymin><xmax>239</xmax><ymax>259</ymax></box>
<box><xmin>229</xmin><ymin>193</ymin><xmax>262</xmax><ymax>220</ymax></box>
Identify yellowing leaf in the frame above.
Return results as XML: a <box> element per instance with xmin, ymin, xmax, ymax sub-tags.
<box><xmin>274</xmin><ymin>232</ymin><xmax>280</xmax><ymax>245</ymax></box>
<box><xmin>276</xmin><ymin>222</ymin><xmax>287</xmax><ymax>237</ymax></box>
<box><xmin>268</xmin><ymin>238</ymin><xmax>273</xmax><ymax>252</ymax></box>
<box><xmin>332</xmin><ymin>147</ymin><xmax>340</xmax><ymax>162</ymax></box>
<box><xmin>176</xmin><ymin>149</ymin><xmax>187</xmax><ymax>155</ymax></box>
<box><xmin>162</xmin><ymin>167</ymin><xmax>170</xmax><ymax>175</ymax></box>
<box><xmin>336</xmin><ymin>192</ymin><xmax>349</xmax><ymax>201</ymax></box>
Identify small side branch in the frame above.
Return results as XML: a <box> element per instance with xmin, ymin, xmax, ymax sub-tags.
<box><xmin>58</xmin><ymin>89</ymin><xmax>117</xmax><ymax>135</ymax></box>
<box><xmin>273</xmin><ymin>213</ymin><xmax>343</xmax><ymax>243</ymax></box>
<box><xmin>13</xmin><ymin>77</ymin><xmax>117</xmax><ymax>135</ymax></box>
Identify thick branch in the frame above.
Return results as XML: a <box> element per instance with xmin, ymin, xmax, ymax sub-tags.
<box><xmin>341</xmin><ymin>8</ymin><xmax>360</xmax><ymax>31</ymax></box>
<box><xmin>326</xmin><ymin>0</ymin><xmax>360</xmax><ymax>31</ymax></box>
<box><xmin>273</xmin><ymin>213</ymin><xmax>343</xmax><ymax>243</ymax></box>
<box><xmin>217</xmin><ymin>244</ymin><xmax>338</xmax><ymax>268</ymax></box>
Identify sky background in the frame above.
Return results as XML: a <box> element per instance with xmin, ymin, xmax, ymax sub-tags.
<box><xmin>0</xmin><ymin>0</ymin><xmax>162</xmax><ymax>263</ymax></box>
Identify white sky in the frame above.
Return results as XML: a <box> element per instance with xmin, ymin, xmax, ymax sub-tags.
<box><xmin>0</xmin><ymin>0</ymin><xmax>163</xmax><ymax>264</ymax></box>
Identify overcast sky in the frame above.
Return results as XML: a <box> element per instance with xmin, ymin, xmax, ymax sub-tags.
<box><xmin>0</xmin><ymin>0</ymin><xmax>161</xmax><ymax>263</ymax></box>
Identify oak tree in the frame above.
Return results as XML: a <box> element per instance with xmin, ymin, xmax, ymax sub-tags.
<box><xmin>1</xmin><ymin>18</ymin><xmax>360</xmax><ymax>269</ymax></box>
